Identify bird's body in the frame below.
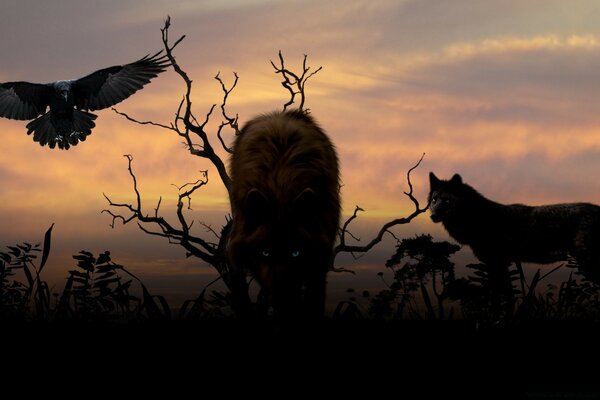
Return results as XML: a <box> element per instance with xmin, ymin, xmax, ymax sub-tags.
<box><xmin>0</xmin><ymin>52</ymin><xmax>169</xmax><ymax>149</ymax></box>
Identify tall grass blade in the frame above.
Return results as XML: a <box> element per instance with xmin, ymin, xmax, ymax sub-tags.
<box><xmin>39</xmin><ymin>223</ymin><xmax>54</xmax><ymax>274</ymax></box>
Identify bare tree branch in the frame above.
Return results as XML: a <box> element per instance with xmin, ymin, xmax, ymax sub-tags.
<box><xmin>334</xmin><ymin>153</ymin><xmax>429</xmax><ymax>259</ymax></box>
<box><xmin>103</xmin><ymin>17</ymin><xmax>256</xmax><ymax>315</ymax></box>
<box><xmin>198</xmin><ymin>221</ymin><xmax>221</xmax><ymax>240</ymax></box>
<box><xmin>111</xmin><ymin>15</ymin><xmax>233</xmax><ymax>195</ymax></box>
<box><xmin>271</xmin><ymin>50</ymin><xmax>322</xmax><ymax>111</ymax></box>
<box><xmin>111</xmin><ymin>108</ymin><xmax>173</xmax><ymax>130</ymax></box>
<box><xmin>102</xmin><ymin>155</ymin><xmax>219</xmax><ymax>267</ymax></box>
<box><xmin>215</xmin><ymin>72</ymin><xmax>239</xmax><ymax>154</ymax></box>
<box><xmin>172</xmin><ymin>171</ymin><xmax>209</xmax><ymax>210</ymax></box>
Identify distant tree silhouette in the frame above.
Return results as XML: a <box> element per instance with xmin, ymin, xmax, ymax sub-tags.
<box><xmin>103</xmin><ymin>16</ymin><xmax>429</xmax><ymax>318</ymax></box>
<box><xmin>358</xmin><ymin>234</ymin><xmax>460</xmax><ymax>320</ymax></box>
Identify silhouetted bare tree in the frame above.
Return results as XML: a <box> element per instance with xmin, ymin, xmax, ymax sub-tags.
<box><xmin>103</xmin><ymin>16</ymin><xmax>429</xmax><ymax>317</ymax></box>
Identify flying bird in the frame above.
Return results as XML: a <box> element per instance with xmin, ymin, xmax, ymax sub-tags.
<box><xmin>0</xmin><ymin>51</ymin><xmax>170</xmax><ymax>150</ymax></box>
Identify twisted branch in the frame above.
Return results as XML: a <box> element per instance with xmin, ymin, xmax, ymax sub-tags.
<box><xmin>334</xmin><ymin>153</ymin><xmax>429</xmax><ymax>259</ymax></box>
<box><xmin>271</xmin><ymin>50</ymin><xmax>322</xmax><ymax>111</ymax></box>
<box><xmin>112</xmin><ymin>15</ymin><xmax>233</xmax><ymax>194</ymax></box>
<box><xmin>102</xmin><ymin>155</ymin><xmax>219</xmax><ymax>267</ymax></box>
<box><xmin>215</xmin><ymin>72</ymin><xmax>239</xmax><ymax>154</ymax></box>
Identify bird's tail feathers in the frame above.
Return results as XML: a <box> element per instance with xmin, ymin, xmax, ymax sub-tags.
<box><xmin>26</xmin><ymin>110</ymin><xmax>97</xmax><ymax>150</ymax></box>
<box><xmin>26</xmin><ymin>112</ymin><xmax>55</xmax><ymax>148</ymax></box>
<box><xmin>71</xmin><ymin>109</ymin><xmax>97</xmax><ymax>146</ymax></box>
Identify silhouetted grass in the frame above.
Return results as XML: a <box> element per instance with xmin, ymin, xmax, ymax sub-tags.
<box><xmin>3</xmin><ymin>227</ymin><xmax>600</xmax><ymax>326</ymax></box>
<box><xmin>1</xmin><ymin>225</ymin><xmax>173</xmax><ymax>322</ymax></box>
<box><xmin>0</xmin><ymin>224</ymin><xmax>53</xmax><ymax>320</ymax></box>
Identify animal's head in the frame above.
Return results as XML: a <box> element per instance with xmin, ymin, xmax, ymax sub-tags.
<box><xmin>428</xmin><ymin>172</ymin><xmax>465</xmax><ymax>223</ymax></box>
<box><xmin>229</xmin><ymin>187</ymin><xmax>330</xmax><ymax>315</ymax></box>
<box><xmin>53</xmin><ymin>80</ymin><xmax>72</xmax><ymax>102</ymax></box>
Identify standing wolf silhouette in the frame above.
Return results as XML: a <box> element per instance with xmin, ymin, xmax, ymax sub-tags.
<box><xmin>228</xmin><ymin>110</ymin><xmax>340</xmax><ymax>318</ymax></box>
<box><xmin>428</xmin><ymin>172</ymin><xmax>600</xmax><ymax>279</ymax></box>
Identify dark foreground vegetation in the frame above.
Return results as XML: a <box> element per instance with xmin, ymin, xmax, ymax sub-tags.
<box><xmin>4</xmin><ymin>225</ymin><xmax>600</xmax><ymax>325</ymax></box>
<box><xmin>2</xmin><ymin>226</ymin><xmax>599</xmax><ymax>395</ymax></box>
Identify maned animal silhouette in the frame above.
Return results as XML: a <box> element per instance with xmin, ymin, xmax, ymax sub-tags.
<box><xmin>228</xmin><ymin>110</ymin><xmax>340</xmax><ymax>318</ymax></box>
<box><xmin>0</xmin><ymin>51</ymin><xmax>169</xmax><ymax>149</ymax></box>
<box><xmin>428</xmin><ymin>172</ymin><xmax>600</xmax><ymax>279</ymax></box>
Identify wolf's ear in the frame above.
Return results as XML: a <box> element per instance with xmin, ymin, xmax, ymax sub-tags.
<box><xmin>450</xmin><ymin>174</ymin><xmax>463</xmax><ymax>185</ymax></box>
<box><xmin>429</xmin><ymin>172</ymin><xmax>441</xmax><ymax>189</ymax></box>
<box><xmin>244</xmin><ymin>189</ymin><xmax>269</xmax><ymax>231</ymax></box>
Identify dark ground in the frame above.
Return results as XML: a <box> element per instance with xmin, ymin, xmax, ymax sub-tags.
<box><xmin>2</xmin><ymin>320</ymin><xmax>599</xmax><ymax>397</ymax></box>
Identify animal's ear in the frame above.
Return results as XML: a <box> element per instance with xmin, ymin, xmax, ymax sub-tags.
<box><xmin>244</xmin><ymin>189</ymin><xmax>269</xmax><ymax>231</ymax></box>
<box><xmin>450</xmin><ymin>174</ymin><xmax>463</xmax><ymax>185</ymax></box>
<box><xmin>429</xmin><ymin>172</ymin><xmax>441</xmax><ymax>189</ymax></box>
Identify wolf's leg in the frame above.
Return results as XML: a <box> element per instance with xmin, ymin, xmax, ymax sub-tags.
<box><xmin>488</xmin><ymin>262</ymin><xmax>516</xmax><ymax>319</ymax></box>
<box><xmin>572</xmin><ymin>253</ymin><xmax>600</xmax><ymax>282</ymax></box>
<box><xmin>572</xmin><ymin>229</ymin><xmax>600</xmax><ymax>282</ymax></box>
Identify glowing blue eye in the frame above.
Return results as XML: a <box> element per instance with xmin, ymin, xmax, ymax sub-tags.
<box><xmin>261</xmin><ymin>250</ymin><xmax>270</xmax><ymax>257</ymax></box>
<box><xmin>291</xmin><ymin>250</ymin><xmax>300</xmax><ymax>257</ymax></box>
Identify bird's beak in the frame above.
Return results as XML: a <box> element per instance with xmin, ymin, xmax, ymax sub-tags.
<box><xmin>62</xmin><ymin>92</ymin><xmax>68</xmax><ymax>101</ymax></box>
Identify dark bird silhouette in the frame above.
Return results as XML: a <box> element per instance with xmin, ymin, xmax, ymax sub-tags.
<box><xmin>0</xmin><ymin>51</ymin><xmax>169</xmax><ymax>150</ymax></box>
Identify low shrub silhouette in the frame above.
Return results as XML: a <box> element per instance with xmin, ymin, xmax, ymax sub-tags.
<box><xmin>56</xmin><ymin>250</ymin><xmax>171</xmax><ymax>322</ymax></box>
<box><xmin>446</xmin><ymin>263</ymin><xmax>522</xmax><ymax>322</ymax></box>
<box><xmin>335</xmin><ymin>234</ymin><xmax>461</xmax><ymax>320</ymax></box>
<box><xmin>1</xmin><ymin>225</ymin><xmax>173</xmax><ymax>322</ymax></box>
<box><xmin>337</xmin><ymin>234</ymin><xmax>600</xmax><ymax>325</ymax></box>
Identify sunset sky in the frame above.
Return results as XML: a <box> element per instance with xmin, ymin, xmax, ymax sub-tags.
<box><xmin>2</xmin><ymin>0</ymin><xmax>600</xmax><ymax>308</ymax></box>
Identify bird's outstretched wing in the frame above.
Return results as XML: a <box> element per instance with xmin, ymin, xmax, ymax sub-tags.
<box><xmin>0</xmin><ymin>82</ymin><xmax>51</xmax><ymax>120</ymax></box>
<box><xmin>72</xmin><ymin>51</ymin><xmax>170</xmax><ymax>111</ymax></box>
